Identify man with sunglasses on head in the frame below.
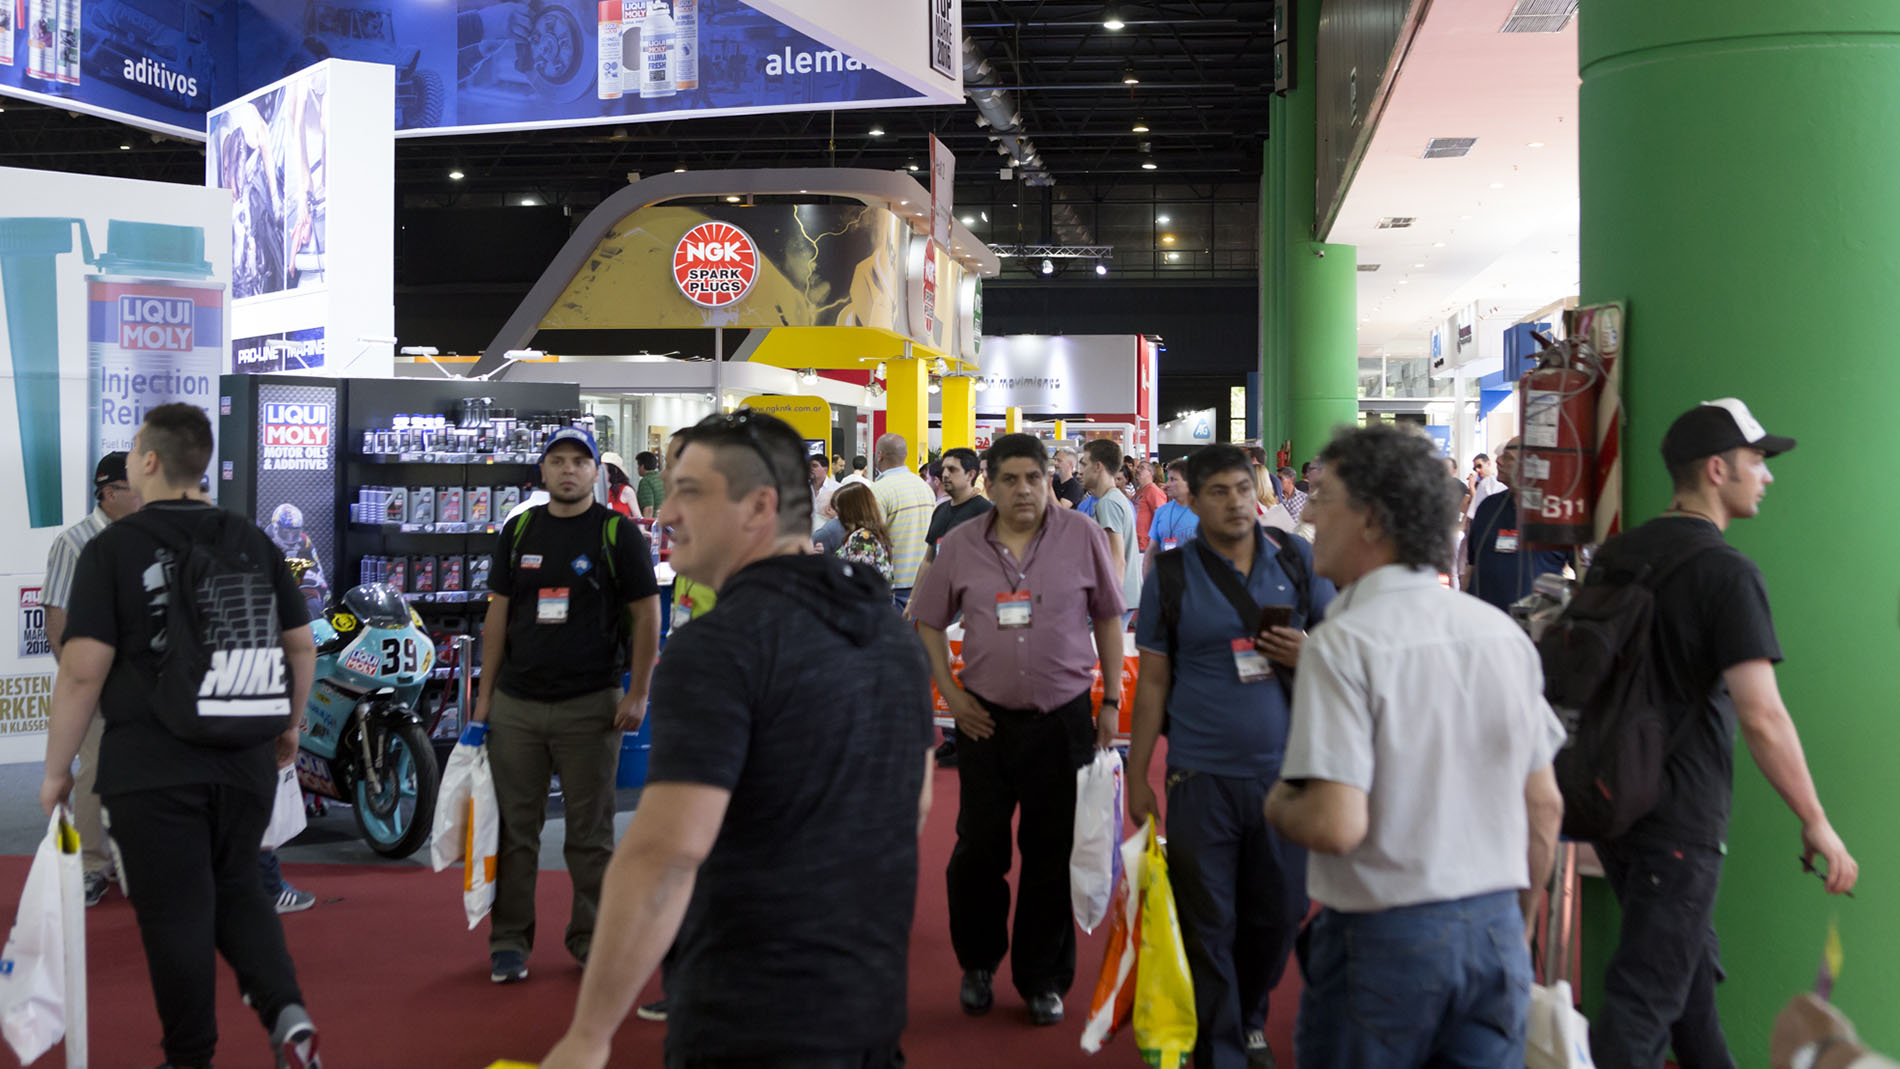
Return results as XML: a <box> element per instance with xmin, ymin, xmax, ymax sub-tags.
<box><xmin>539</xmin><ymin>411</ymin><xmax>934</xmax><ymax>1069</ymax></box>
<box><xmin>41</xmin><ymin>451</ymin><xmax>141</xmax><ymax>908</ymax></box>
<box><xmin>475</xmin><ymin>425</ymin><xmax>661</xmax><ymax>986</ymax></box>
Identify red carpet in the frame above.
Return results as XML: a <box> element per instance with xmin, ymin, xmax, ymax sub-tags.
<box><xmin>3</xmin><ymin>759</ymin><xmax>1301</xmax><ymax>1067</ymax></box>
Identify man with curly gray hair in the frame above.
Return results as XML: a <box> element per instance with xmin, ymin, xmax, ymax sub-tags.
<box><xmin>1265</xmin><ymin>424</ymin><xmax>1566</xmax><ymax>1066</ymax></box>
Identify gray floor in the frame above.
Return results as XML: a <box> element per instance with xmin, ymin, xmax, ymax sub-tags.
<box><xmin>0</xmin><ymin>761</ymin><xmax>643</xmax><ymax>871</ymax></box>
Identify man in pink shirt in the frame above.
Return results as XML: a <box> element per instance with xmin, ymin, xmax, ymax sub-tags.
<box><xmin>1132</xmin><ymin>459</ymin><xmax>1167</xmax><ymax>553</ymax></box>
<box><xmin>911</xmin><ymin>433</ymin><xmax>1125</xmax><ymax>1029</ymax></box>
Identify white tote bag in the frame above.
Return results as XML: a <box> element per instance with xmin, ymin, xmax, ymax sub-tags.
<box><xmin>260</xmin><ymin>766</ymin><xmax>308</xmax><ymax>851</ymax></box>
<box><xmin>1527</xmin><ymin>980</ymin><xmax>1595</xmax><ymax>1069</ymax></box>
<box><xmin>1070</xmin><ymin>749</ymin><xmax>1125</xmax><ymax>933</ymax></box>
<box><xmin>0</xmin><ymin>808</ymin><xmax>87</xmax><ymax>1067</ymax></box>
<box><xmin>431</xmin><ymin>725</ymin><xmax>499</xmax><ymax>929</ymax></box>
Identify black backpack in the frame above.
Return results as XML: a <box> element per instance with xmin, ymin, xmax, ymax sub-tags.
<box><xmin>1538</xmin><ymin>530</ymin><xmax>1720</xmax><ymax>841</ymax></box>
<box><xmin>1156</xmin><ymin>527</ymin><xmax>1314</xmax><ymax>716</ymax></box>
<box><xmin>124</xmin><ymin>509</ymin><xmax>294</xmax><ymax>748</ymax></box>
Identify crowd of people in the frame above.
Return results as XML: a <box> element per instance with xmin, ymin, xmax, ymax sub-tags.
<box><xmin>31</xmin><ymin>396</ymin><xmax>1864</xmax><ymax>1069</ymax></box>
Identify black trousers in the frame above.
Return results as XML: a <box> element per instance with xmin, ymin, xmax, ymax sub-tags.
<box><xmin>1590</xmin><ymin>839</ymin><xmax>1733</xmax><ymax>1069</ymax></box>
<box><xmin>946</xmin><ymin>689</ymin><xmax>1094</xmax><ymax>999</ymax></box>
<box><xmin>668</xmin><ymin>1043</ymin><xmax>904</xmax><ymax>1069</ymax></box>
<box><xmin>1165</xmin><ymin>769</ymin><xmax>1307</xmax><ymax>1069</ymax></box>
<box><xmin>104</xmin><ymin>783</ymin><xmax>305</xmax><ymax>1067</ymax></box>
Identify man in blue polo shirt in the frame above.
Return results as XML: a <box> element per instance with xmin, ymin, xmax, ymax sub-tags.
<box><xmin>1127</xmin><ymin>444</ymin><xmax>1335</xmax><ymax>1069</ymax></box>
<box><xmin>1143</xmin><ymin>459</ymin><xmax>1199</xmax><ymax>576</ymax></box>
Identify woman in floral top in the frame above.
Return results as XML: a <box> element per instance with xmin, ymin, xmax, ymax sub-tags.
<box><xmin>830</xmin><ymin>483</ymin><xmax>894</xmax><ymax>583</ymax></box>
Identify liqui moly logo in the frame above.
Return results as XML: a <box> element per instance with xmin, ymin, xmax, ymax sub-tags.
<box><xmin>119</xmin><ymin>295</ymin><xmax>195</xmax><ymax>351</ymax></box>
<box><xmin>263</xmin><ymin>402</ymin><xmax>330</xmax><ymax>447</ymax></box>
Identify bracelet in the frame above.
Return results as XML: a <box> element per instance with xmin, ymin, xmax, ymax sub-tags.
<box><xmin>1100</xmin><ymin>698</ymin><xmax>1121</xmax><ymax>707</ymax></box>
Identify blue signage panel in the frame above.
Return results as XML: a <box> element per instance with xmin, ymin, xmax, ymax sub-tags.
<box><xmin>0</xmin><ymin>1</ymin><xmax>923</xmax><ymax>138</ymax></box>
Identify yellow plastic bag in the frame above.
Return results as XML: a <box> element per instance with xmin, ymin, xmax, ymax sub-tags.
<box><xmin>1133</xmin><ymin>820</ymin><xmax>1196</xmax><ymax>1067</ymax></box>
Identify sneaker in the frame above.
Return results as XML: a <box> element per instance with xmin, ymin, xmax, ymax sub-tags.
<box><xmin>490</xmin><ymin>950</ymin><xmax>529</xmax><ymax>984</ymax></box>
<box><xmin>83</xmin><ymin>871</ymin><xmax>110</xmax><ymax>908</ymax></box>
<box><xmin>934</xmin><ymin>739</ymin><xmax>958</xmax><ymax>768</ymax></box>
<box><xmin>1027</xmin><ymin>991</ymin><xmax>1064</xmax><ymax>1027</ymax></box>
<box><xmin>1246</xmin><ymin>1029</ymin><xmax>1277</xmax><ymax>1068</ymax></box>
<box><xmin>270</xmin><ymin>1003</ymin><xmax>321</xmax><ymax>1069</ymax></box>
<box><xmin>635</xmin><ymin>998</ymin><xmax>668</xmax><ymax>1022</ymax></box>
<box><xmin>274</xmin><ymin>887</ymin><xmax>316</xmax><ymax>914</ymax></box>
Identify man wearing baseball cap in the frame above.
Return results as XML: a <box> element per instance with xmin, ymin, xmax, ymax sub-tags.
<box><xmin>1589</xmin><ymin>399</ymin><xmax>1858</xmax><ymax>1067</ymax></box>
<box><xmin>41</xmin><ymin>451</ymin><xmax>141</xmax><ymax>906</ymax></box>
<box><xmin>474</xmin><ymin>425</ymin><xmax>661</xmax><ymax>984</ymax></box>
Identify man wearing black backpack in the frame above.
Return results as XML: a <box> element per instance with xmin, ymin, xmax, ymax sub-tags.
<box><xmin>1126</xmin><ymin>444</ymin><xmax>1335</xmax><ymax>1069</ymax></box>
<box><xmin>474</xmin><ymin>425</ymin><xmax>661</xmax><ymax>985</ymax></box>
<box><xmin>1586</xmin><ymin>399</ymin><xmax>1857</xmax><ymax>1068</ymax></box>
<box><xmin>39</xmin><ymin>403</ymin><xmax>323</xmax><ymax>1069</ymax></box>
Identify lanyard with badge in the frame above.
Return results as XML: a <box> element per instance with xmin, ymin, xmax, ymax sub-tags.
<box><xmin>991</xmin><ymin>538</ymin><xmax>1034</xmax><ymax>629</ymax></box>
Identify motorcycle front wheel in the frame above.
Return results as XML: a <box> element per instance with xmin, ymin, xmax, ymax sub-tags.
<box><xmin>351</xmin><ymin>718</ymin><xmax>440</xmax><ymax>859</ymax></box>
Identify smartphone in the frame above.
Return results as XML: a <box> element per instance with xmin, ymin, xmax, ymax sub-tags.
<box><xmin>1258</xmin><ymin>604</ymin><xmax>1294</xmax><ymax>633</ymax></box>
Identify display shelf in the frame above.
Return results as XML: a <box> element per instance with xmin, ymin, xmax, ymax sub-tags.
<box><xmin>400</xmin><ymin>591</ymin><xmax>489</xmax><ymax>606</ymax></box>
<box><xmin>356</xmin><ymin>452</ymin><xmax>536</xmax><ymax>466</ymax></box>
<box><xmin>350</xmin><ymin>522</ymin><xmax>501</xmax><ymax>536</ymax></box>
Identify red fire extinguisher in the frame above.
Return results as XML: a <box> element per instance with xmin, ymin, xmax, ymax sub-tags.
<box><xmin>1516</xmin><ymin>342</ymin><xmax>1600</xmax><ymax>548</ymax></box>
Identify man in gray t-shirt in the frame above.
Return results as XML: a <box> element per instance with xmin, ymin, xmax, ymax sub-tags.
<box><xmin>1082</xmin><ymin>440</ymin><xmax>1142</xmax><ymax>618</ymax></box>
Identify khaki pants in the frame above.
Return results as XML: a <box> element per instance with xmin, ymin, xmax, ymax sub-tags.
<box><xmin>486</xmin><ymin>687</ymin><xmax>621</xmax><ymax>960</ymax></box>
<box><xmin>74</xmin><ymin>714</ymin><xmax>114</xmax><ymax>878</ymax></box>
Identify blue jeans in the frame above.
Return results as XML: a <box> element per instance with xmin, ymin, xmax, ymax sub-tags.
<box><xmin>891</xmin><ymin>586</ymin><xmax>913</xmax><ymax>611</ymax></box>
<box><xmin>1296</xmin><ymin>890</ymin><xmax>1530</xmax><ymax>1067</ymax></box>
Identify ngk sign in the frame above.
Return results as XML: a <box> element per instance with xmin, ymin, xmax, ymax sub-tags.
<box><xmin>673</xmin><ymin>222</ymin><xmax>760</xmax><ymax>308</ymax></box>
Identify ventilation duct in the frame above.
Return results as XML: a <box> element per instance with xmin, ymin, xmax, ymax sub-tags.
<box><xmin>1500</xmin><ymin>0</ymin><xmax>1577</xmax><ymax>33</ymax></box>
<box><xmin>1422</xmin><ymin>137</ymin><xmax>1478</xmax><ymax>159</ymax></box>
<box><xmin>962</xmin><ymin>36</ymin><xmax>1093</xmax><ymax>244</ymax></box>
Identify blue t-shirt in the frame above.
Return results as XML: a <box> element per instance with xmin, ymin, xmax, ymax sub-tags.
<box><xmin>1465</xmin><ymin>491</ymin><xmax>1568</xmax><ymax>614</ymax></box>
<box><xmin>1136</xmin><ymin>530</ymin><xmax>1336</xmax><ymax>779</ymax></box>
<box><xmin>1147</xmin><ymin>501</ymin><xmax>1199</xmax><ymax>549</ymax></box>
<box><xmin>1077</xmin><ymin>495</ymin><xmax>1097</xmax><ymax>518</ymax></box>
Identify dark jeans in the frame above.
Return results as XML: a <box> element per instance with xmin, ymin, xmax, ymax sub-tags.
<box><xmin>486</xmin><ymin>686</ymin><xmax>621</xmax><ymax>959</ymax></box>
<box><xmin>1591</xmin><ymin>840</ymin><xmax>1733</xmax><ymax>1069</ymax></box>
<box><xmin>1296</xmin><ymin>890</ymin><xmax>1530</xmax><ymax>1067</ymax></box>
<box><xmin>103</xmin><ymin>784</ymin><xmax>305</xmax><ymax>1067</ymax></box>
<box><xmin>946</xmin><ymin>689</ymin><xmax>1093</xmax><ymax>999</ymax></box>
<box><xmin>1166</xmin><ymin>769</ymin><xmax>1307</xmax><ymax>1069</ymax></box>
<box><xmin>668</xmin><ymin>1043</ymin><xmax>904</xmax><ymax>1069</ymax></box>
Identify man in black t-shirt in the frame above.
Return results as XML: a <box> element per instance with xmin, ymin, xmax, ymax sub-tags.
<box><xmin>1590</xmin><ymin>399</ymin><xmax>1858</xmax><ymax>1068</ymax></box>
<box><xmin>1051</xmin><ymin>446</ymin><xmax>1087</xmax><ymax>509</ymax></box>
<box><xmin>1464</xmin><ymin>438</ymin><xmax>1568</xmax><ymax>613</ymax></box>
<box><xmin>539</xmin><ymin>411</ymin><xmax>934</xmax><ymax>1069</ymax></box>
<box><xmin>40</xmin><ymin>403</ymin><xmax>323</xmax><ymax>1069</ymax></box>
<box><xmin>475</xmin><ymin>425</ymin><xmax>661</xmax><ymax>984</ymax></box>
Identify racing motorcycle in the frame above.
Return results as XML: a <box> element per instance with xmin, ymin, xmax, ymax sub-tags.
<box><xmin>298</xmin><ymin>582</ymin><xmax>442</xmax><ymax>858</ymax></box>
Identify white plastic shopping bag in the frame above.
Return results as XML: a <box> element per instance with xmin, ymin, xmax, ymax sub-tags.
<box><xmin>261</xmin><ymin>765</ymin><xmax>307</xmax><ymax>851</ymax></box>
<box><xmin>1079</xmin><ymin>823</ymin><xmax>1149</xmax><ymax>1054</ymax></box>
<box><xmin>1526</xmin><ymin>980</ymin><xmax>1596</xmax><ymax>1069</ymax></box>
<box><xmin>431</xmin><ymin>724</ymin><xmax>499</xmax><ymax>929</ymax></box>
<box><xmin>0</xmin><ymin>808</ymin><xmax>87</xmax><ymax>1067</ymax></box>
<box><xmin>1070</xmin><ymin>749</ymin><xmax>1126</xmax><ymax>933</ymax></box>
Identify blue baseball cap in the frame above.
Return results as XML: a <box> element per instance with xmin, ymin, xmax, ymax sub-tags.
<box><xmin>541</xmin><ymin>426</ymin><xmax>599</xmax><ymax>461</ymax></box>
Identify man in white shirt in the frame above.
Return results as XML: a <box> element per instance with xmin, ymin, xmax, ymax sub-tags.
<box><xmin>870</xmin><ymin>434</ymin><xmax>938</xmax><ymax>610</ymax></box>
<box><xmin>1265</xmin><ymin>424</ymin><xmax>1566</xmax><ymax>1067</ymax></box>
<box><xmin>808</xmin><ymin>453</ymin><xmax>840</xmax><ymax>532</ymax></box>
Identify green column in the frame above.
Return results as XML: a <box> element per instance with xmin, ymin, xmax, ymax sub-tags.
<box><xmin>1260</xmin><ymin>0</ymin><xmax>1357</xmax><ymax>463</ymax></box>
<box><xmin>1581</xmin><ymin>1</ymin><xmax>1900</xmax><ymax>1056</ymax></box>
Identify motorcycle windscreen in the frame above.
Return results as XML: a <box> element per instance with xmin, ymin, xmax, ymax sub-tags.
<box><xmin>343</xmin><ymin>583</ymin><xmax>412</xmax><ymax>628</ymax></box>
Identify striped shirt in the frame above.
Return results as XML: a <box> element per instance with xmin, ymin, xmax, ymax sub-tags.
<box><xmin>43</xmin><ymin>508</ymin><xmax>110</xmax><ymax>610</ymax></box>
<box><xmin>872</xmin><ymin>468</ymin><xmax>937</xmax><ymax>589</ymax></box>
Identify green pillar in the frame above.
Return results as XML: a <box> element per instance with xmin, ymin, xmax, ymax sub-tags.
<box><xmin>1261</xmin><ymin>0</ymin><xmax>1357</xmax><ymax>463</ymax></box>
<box><xmin>1581</xmin><ymin>1</ymin><xmax>1900</xmax><ymax>1057</ymax></box>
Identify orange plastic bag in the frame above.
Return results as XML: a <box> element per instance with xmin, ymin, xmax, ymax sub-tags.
<box><xmin>1080</xmin><ymin>819</ymin><xmax>1154</xmax><ymax>1054</ymax></box>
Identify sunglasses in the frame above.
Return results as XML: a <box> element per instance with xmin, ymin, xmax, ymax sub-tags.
<box><xmin>686</xmin><ymin>410</ymin><xmax>791</xmax><ymax>490</ymax></box>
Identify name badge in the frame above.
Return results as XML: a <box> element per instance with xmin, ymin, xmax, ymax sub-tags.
<box><xmin>520</xmin><ymin>554</ymin><xmax>544</xmax><ymax>570</ymax></box>
<box><xmin>1231</xmin><ymin>637</ymin><xmax>1274</xmax><ymax>683</ymax></box>
<box><xmin>672</xmin><ymin>594</ymin><xmax>694</xmax><ymax>632</ymax></box>
<box><xmin>1495</xmin><ymin>529</ymin><xmax>1519</xmax><ymax>554</ymax></box>
<box><xmin>1162</xmin><ymin>539</ymin><xmax>1179</xmax><ymax>552</ymax></box>
<box><xmin>996</xmin><ymin>590</ymin><xmax>1032</xmax><ymax>629</ymax></box>
<box><xmin>537</xmin><ymin>587</ymin><xmax>570</xmax><ymax>624</ymax></box>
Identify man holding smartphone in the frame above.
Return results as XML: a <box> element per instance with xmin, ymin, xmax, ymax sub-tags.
<box><xmin>1127</xmin><ymin>444</ymin><xmax>1335</xmax><ymax>1068</ymax></box>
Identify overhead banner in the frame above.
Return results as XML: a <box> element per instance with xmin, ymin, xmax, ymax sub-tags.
<box><xmin>937</xmin><ymin>334</ymin><xmax>1141</xmax><ymax>415</ymax></box>
<box><xmin>209</xmin><ymin>59</ymin><xmax>394</xmax><ymax>378</ymax></box>
<box><xmin>0</xmin><ymin>2</ymin><xmax>940</xmax><ymax>140</ymax></box>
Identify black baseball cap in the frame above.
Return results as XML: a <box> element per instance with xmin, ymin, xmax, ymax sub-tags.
<box><xmin>93</xmin><ymin>452</ymin><xmax>129</xmax><ymax>492</ymax></box>
<box><xmin>1660</xmin><ymin>399</ymin><xmax>1796</xmax><ymax>468</ymax></box>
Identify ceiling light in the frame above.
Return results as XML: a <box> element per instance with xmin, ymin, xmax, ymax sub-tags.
<box><xmin>1161</xmin><ymin>234</ymin><xmax>1176</xmax><ymax>244</ymax></box>
<box><xmin>519</xmin><ymin>196</ymin><xmax>540</xmax><ymax>206</ymax></box>
<box><xmin>1490</xmin><ymin>182</ymin><xmax>1506</xmax><ymax>189</ymax></box>
<box><xmin>961</xmin><ymin>215</ymin><xmax>975</xmax><ymax>225</ymax></box>
<box><xmin>932</xmin><ymin>357</ymin><xmax>950</xmax><ymax>376</ymax></box>
<box><xmin>907</xmin><ymin>162</ymin><xmax>919</xmax><ymax>172</ymax></box>
<box><xmin>1460</xmin><ymin>214</ymin><xmax>1473</xmax><ymax>220</ymax></box>
<box><xmin>1041</xmin><ymin>258</ymin><xmax>1055</xmax><ymax>276</ymax></box>
<box><xmin>1157</xmin><ymin>214</ymin><xmax>1171</xmax><ymax>224</ymax></box>
<box><xmin>869</xmin><ymin>125</ymin><xmax>886</xmax><ymax>137</ymax></box>
<box><xmin>1122</xmin><ymin>63</ymin><xmax>1140</xmax><ymax>85</ymax></box>
<box><xmin>973</xmin><ymin>378</ymin><xmax>989</xmax><ymax>392</ymax></box>
<box><xmin>1398</xmin><ymin>280</ymin><xmax>1411</xmax><ymax>285</ymax></box>
<box><xmin>674</xmin><ymin>166</ymin><xmax>688</xmax><ymax>173</ymax></box>
<box><xmin>1132</xmin><ymin>119</ymin><xmax>1150</xmax><ymax>133</ymax></box>
<box><xmin>1166</xmin><ymin>251</ymin><xmax>1180</xmax><ymax>262</ymax></box>
<box><xmin>799</xmin><ymin>368</ymin><xmax>819</xmax><ymax>384</ymax></box>
<box><xmin>1413</xmin><ymin>262</ymin><xmax>1426</xmax><ymax>268</ymax></box>
<box><xmin>448</xmin><ymin>169</ymin><xmax>465</xmax><ymax>180</ymax></box>
<box><xmin>980</xmin><ymin>211</ymin><xmax>990</xmax><ymax>222</ymax></box>
<box><xmin>1433</xmin><ymin>242</ymin><xmax>1447</xmax><ymax>247</ymax></box>
<box><xmin>1096</xmin><ymin>263</ymin><xmax>1108</xmax><ymax>276</ymax></box>
<box><xmin>119</xmin><ymin>143</ymin><xmax>131</xmax><ymax>151</ymax></box>
<box><xmin>927</xmin><ymin>380</ymin><xmax>941</xmax><ymax>395</ymax></box>
<box><xmin>725</xmin><ymin>195</ymin><xmax>742</xmax><ymax>203</ymax></box>
<box><xmin>1103</xmin><ymin>9</ymin><xmax>1126</xmax><ymax>30</ymax></box>
<box><xmin>1527</xmin><ymin>141</ymin><xmax>1546</xmax><ymax>148</ymax></box>
<box><xmin>1141</xmin><ymin>159</ymin><xmax>1158</xmax><ymax>170</ymax></box>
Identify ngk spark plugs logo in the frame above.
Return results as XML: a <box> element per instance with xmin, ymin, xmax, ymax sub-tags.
<box><xmin>261</xmin><ymin>401</ymin><xmax>334</xmax><ymax>472</ymax></box>
<box><xmin>119</xmin><ymin>294</ymin><xmax>196</xmax><ymax>351</ymax></box>
<box><xmin>673</xmin><ymin>222</ymin><xmax>759</xmax><ymax>308</ymax></box>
